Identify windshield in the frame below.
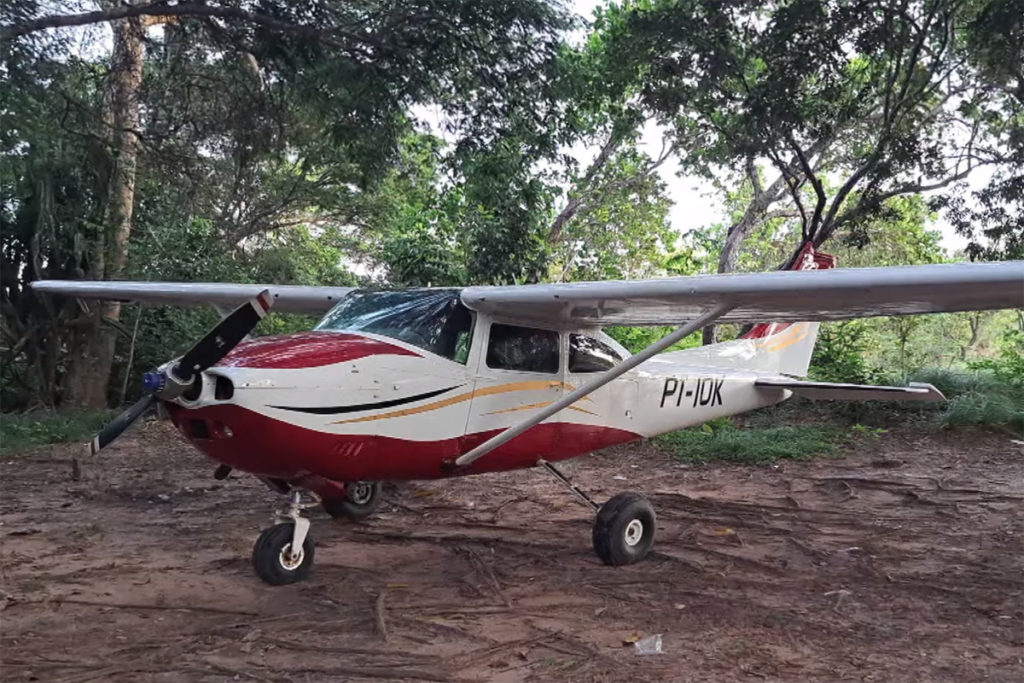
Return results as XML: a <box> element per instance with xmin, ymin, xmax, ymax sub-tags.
<box><xmin>315</xmin><ymin>289</ymin><xmax>473</xmax><ymax>362</ymax></box>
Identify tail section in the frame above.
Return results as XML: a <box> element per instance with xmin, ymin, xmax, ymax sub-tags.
<box><xmin>738</xmin><ymin>244</ymin><xmax>836</xmax><ymax>375</ymax></box>
<box><xmin>663</xmin><ymin>243</ymin><xmax>836</xmax><ymax>376</ymax></box>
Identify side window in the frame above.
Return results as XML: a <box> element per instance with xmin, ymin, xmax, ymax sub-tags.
<box><xmin>453</xmin><ymin>320</ymin><xmax>474</xmax><ymax>364</ymax></box>
<box><xmin>569</xmin><ymin>334</ymin><xmax>622</xmax><ymax>373</ymax></box>
<box><xmin>441</xmin><ymin>305</ymin><xmax>474</xmax><ymax>364</ymax></box>
<box><xmin>487</xmin><ymin>324</ymin><xmax>560</xmax><ymax>373</ymax></box>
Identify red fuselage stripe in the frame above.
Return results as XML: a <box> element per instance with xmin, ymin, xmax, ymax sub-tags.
<box><xmin>167</xmin><ymin>403</ymin><xmax>640</xmax><ymax>482</ymax></box>
<box><xmin>216</xmin><ymin>331</ymin><xmax>420</xmax><ymax>369</ymax></box>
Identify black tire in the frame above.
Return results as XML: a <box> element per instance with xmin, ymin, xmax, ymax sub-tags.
<box><xmin>251</xmin><ymin>522</ymin><xmax>315</xmax><ymax>585</ymax></box>
<box><xmin>322</xmin><ymin>481</ymin><xmax>382</xmax><ymax>520</ymax></box>
<box><xmin>592</xmin><ymin>492</ymin><xmax>656</xmax><ymax>566</ymax></box>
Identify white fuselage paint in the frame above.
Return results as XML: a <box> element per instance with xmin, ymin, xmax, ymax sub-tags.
<box><xmin>176</xmin><ymin>313</ymin><xmax>809</xmax><ymax>451</ymax></box>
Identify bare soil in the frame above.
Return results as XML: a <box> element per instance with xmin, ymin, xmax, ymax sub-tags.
<box><xmin>1</xmin><ymin>422</ymin><xmax>1022</xmax><ymax>682</ymax></box>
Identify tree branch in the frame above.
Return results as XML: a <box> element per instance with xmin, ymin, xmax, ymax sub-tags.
<box><xmin>789</xmin><ymin>136</ymin><xmax>826</xmax><ymax>241</ymax></box>
<box><xmin>2</xmin><ymin>1</ymin><xmax>381</xmax><ymax>54</ymax></box>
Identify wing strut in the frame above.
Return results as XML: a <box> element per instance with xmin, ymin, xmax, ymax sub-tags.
<box><xmin>454</xmin><ymin>303</ymin><xmax>735</xmax><ymax>469</ymax></box>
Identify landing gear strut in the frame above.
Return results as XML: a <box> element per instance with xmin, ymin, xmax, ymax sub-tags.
<box><xmin>538</xmin><ymin>460</ymin><xmax>657</xmax><ymax>566</ymax></box>
<box><xmin>252</xmin><ymin>491</ymin><xmax>317</xmax><ymax>585</ymax></box>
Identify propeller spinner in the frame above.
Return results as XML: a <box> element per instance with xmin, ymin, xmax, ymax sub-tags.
<box><xmin>88</xmin><ymin>290</ymin><xmax>272</xmax><ymax>456</ymax></box>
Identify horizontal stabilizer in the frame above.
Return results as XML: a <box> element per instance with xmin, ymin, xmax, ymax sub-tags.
<box><xmin>755</xmin><ymin>378</ymin><xmax>945</xmax><ymax>402</ymax></box>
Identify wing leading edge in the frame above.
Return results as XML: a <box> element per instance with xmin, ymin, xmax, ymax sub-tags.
<box><xmin>31</xmin><ymin>260</ymin><xmax>1022</xmax><ymax>324</ymax></box>
<box><xmin>461</xmin><ymin>261</ymin><xmax>1023</xmax><ymax>326</ymax></box>
<box><xmin>30</xmin><ymin>281</ymin><xmax>354</xmax><ymax>315</ymax></box>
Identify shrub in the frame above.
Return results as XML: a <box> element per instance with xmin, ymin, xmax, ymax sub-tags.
<box><xmin>0</xmin><ymin>410</ymin><xmax>114</xmax><ymax>455</ymax></box>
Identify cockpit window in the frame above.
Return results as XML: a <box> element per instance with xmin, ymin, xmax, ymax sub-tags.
<box><xmin>315</xmin><ymin>290</ymin><xmax>473</xmax><ymax>363</ymax></box>
<box><xmin>569</xmin><ymin>334</ymin><xmax>623</xmax><ymax>372</ymax></box>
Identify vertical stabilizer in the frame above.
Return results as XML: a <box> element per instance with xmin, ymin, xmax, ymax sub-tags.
<box><xmin>661</xmin><ymin>243</ymin><xmax>837</xmax><ymax>376</ymax></box>
<box><xmin>737</xmin><ymin>243</ymin><xmax>836</xmax><ymax>376</ymax></box>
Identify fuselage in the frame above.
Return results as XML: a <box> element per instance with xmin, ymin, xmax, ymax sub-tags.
<box><xmin>164</xmin><ymin>289</ymin><xmax>802</xmax><ymax>493</ymax></box>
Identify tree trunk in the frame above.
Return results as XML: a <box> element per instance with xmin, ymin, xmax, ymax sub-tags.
<box><xmin>65</xmin><ymin>14</ymin><xmax>145</xmax><ymax>409</ymax></box>
<box><xmin>702</xmin><ymin>168</ymin><xmax>791</xmax><ymax>345</ymax></box>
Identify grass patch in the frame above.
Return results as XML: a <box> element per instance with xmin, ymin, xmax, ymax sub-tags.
<box><xmin>653</xmin><ymin>424</ymin><xmax>843</xmax><ymax>464</ymax></box>
<box><xmin>0</xmin><ymin>410</ymin><xmax>115</xmax><ymax>455</ymax></box>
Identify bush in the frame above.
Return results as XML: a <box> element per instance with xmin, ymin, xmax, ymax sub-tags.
<box><xmin>908</xmin><ymin>367</ymin><xmax>1023</xmax><ymax>433</ymax></box>
<box><xmin>810</xmin><ymin>321</ymin><xmax>877</xmax><ymax>384</ymax></box>
<box><xmin>944</xmin><ymin>391</ymin><xmax>1024</xmax><ymax>432</ymax></box>
<box><xmin>0</xmin><ymin>410</ymin><xmax>114</xmax><ymax>455</ymax></box>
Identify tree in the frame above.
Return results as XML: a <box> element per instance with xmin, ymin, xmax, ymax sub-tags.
<box><xmin>1</xmin><ymin>0</ymin><xmax>573</xmax><ymax>408</ymax></box>
<box><xmin>941</xmin><ymin>0</ymin><xmax>1024</xmax><ymax>260</ymax></box>
<box><xmin>599</xmin><ymin>0</ymin><xmax>1016</xmax><ymax>267</ymax></box>
<box><xmin>593</xmin><ymin>0</ymin><xmax>1019</xmax><ymax>344</ymax></box>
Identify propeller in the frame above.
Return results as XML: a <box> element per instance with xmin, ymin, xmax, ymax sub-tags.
<box><xmin>87</xmin><ymin>289</ymin><xmax>273</xmax><ymax>456</ymax></box>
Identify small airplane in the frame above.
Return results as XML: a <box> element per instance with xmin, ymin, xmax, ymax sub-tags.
<box><xmin>32</xmin><ymin>244</ymin><xmax>1023</xmax><ymax>585</ymax></box>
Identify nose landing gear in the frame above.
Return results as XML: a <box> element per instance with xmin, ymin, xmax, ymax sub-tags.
<box><xmin>252</xmin><ymin>491</ymin><xmax>317</xmax><ymax>585</ymax></box>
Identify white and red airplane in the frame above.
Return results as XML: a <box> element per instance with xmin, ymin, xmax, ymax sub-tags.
<box><xmin>32</xmin><ymin>245</ymin><xmax>1023</xmax><ymax>584</ymax></box>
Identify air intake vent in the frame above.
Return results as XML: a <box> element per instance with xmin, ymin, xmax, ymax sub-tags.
<box><xmin>214</xmin><ymin>375</ymin><xmax>234</xmax><ymax>400</ymax></box>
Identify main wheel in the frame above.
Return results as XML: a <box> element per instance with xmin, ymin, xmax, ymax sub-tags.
<box><xmin>322</xmin><ymin>481</ymin><xmax>382</xmax><ymax>520</ymax></box>
<box><xmin>252</xmin><ymin>522</ymin><xmax>315</xmax><ymax>585</ymax></box>
<box><xmin>592</xmin><ymin>492</ymin><xmax>656</xmax><ymax>566</ymax></box>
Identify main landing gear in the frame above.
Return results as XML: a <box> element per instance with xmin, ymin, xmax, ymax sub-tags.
<box><xmin>322</xmin><ymin>480</ymin><xmax>382</xmax><ymax>520</ymax></box>
<box><xmin>252</xmin><ymin>481</ymin><xmax>382</xmax><ymax>585</ymax></box>
<box><xmin>539</xmin><ymin>460</ymin><xmax>657</xmax><ymax>566</ymax></box>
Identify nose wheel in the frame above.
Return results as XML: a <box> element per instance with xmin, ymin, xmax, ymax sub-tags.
<box><xmin>252</xmin><ymin>491</ymin><xmax>318</xmax><ymax>585</ymax></box>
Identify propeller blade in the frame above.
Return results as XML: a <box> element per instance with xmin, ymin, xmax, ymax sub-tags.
<box><xmin>174</xmin><ymin>290</ymin><xmax>272</xmax><ymax>379</ymax></box>
<box><xmin>89</xmin><ymin>394</ymin><xmax>156</xmax><ymax>455</ymax></box>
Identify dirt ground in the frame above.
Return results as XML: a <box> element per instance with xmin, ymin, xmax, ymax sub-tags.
<box><xmin>1</xmin><ymin>422</ymin><xmax>1021</xmax><ymax>682</ymax></box>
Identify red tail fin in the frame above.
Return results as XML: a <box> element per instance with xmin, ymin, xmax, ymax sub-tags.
<box><xmin>741</xmin><ymin>243</ymin><xmax>837</xmax><ymax>340</ymax></box>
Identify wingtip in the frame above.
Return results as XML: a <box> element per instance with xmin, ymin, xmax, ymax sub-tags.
<box><xmin>908</xmin><ymin>382</ymin><xmax>947</xmax><ymax>402</ymax></box>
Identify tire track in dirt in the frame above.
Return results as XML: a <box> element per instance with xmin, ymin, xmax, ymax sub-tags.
<box><xmin>1</xmin><ymin>424</ymin><xmax>1021</xmax><ymax>681</ymax></box>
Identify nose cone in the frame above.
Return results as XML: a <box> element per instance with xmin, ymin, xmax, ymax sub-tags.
<box><xmin>216</xmin><ymin>331</ymin><xmax>420</xmax><ymax>369</ymax></box>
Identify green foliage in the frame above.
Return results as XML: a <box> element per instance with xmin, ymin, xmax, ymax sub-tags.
<box><xmin>1</xmin><ymin>0</ymin><xmax>1020</xmax><ymax>418</ymax></box>
<box><xmin>597</xmin><ymin>0</ymin><xmax>1020</xmax><ymax>260</ymax></box>
<box><xmin>944</xmin><ymin>390</ymin><xmax>1024</xmax><ymax>433</ymax></box>
<box><xmin>604</xmin><ymin>326</ymin><xmax>702</xmax><ymax>354</ymax></box>
<box><xmin>967</xmin><ymin>329</ymin><xmax>1024</xmax><ymax>387</ymax></box>
<box><xmin>0</xmin><ymin>410</ymin><xmax>115</xmax><ymax>454</ymax></box>
<box><xmin>552</xmin><ymin>149</ymin><xmax>677</xmax><ymax>282</ymax></box>
<box><xmin>809</xmin><ymin>321</ymin><xmax>872</xmax><ymax>384</ymax></box>
<box><xmin>938</xmin><ymin>332</ymin><xmax>1024</xmax><ymax>433</ymax></box>
<box><xmin>654</xmin><ymin>424</ymin><xmax>840</xmax><ymax>464</ymax></box>
<box><xmin>906</xmin><ymin>366</ymin><xmax>1024</xmax><ymax>433</ymax></box>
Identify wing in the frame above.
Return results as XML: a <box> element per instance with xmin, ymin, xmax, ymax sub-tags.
<box><xmin>461</xmin><ymin>261</ymin><xmax>1023</xmax><ymax>326</ymax></box>
<box><xmin>30</xmin><ymin>281</ymin><xmax>354</xmax><ymax>315</ymax></box>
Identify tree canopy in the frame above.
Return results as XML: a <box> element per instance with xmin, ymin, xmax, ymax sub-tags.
<box><xmin>1</xmin><ymin>0</ymin><xmax>1020</xmax><ymax>410</ymax></box>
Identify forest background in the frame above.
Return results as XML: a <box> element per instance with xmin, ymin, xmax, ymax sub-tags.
<box><xmin>2</xmin><ymin>0</ymin><xmax>1022</xmax><ymax>447</ymax></box>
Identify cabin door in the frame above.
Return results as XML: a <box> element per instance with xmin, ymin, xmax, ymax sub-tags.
<box><xmin>461</xmin><ymin>320</ymin><xmax>566</xmax><ymax>468</ymax></box>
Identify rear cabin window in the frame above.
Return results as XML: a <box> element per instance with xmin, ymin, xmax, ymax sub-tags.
<box><xmin>486</xmin><ymin>324</ymin><xmax>560</xmax><ymax>374</ymax></box>
<box><xmin>569</xmin><ymin>334</ymin><xmax>622</xmax><ymax>373</ymax></box>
